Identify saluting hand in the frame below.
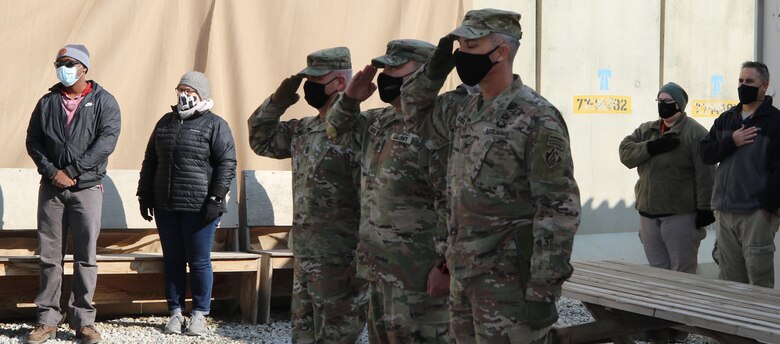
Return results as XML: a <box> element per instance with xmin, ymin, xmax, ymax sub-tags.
<box><xmin>732</xmin><ymin>125</ymin><xmax>758</xmax><ymax>147</ymax></box>
<box><xmin>270</xmin><ymin>74</ymin><xmax>304</xmax><ymax>108</ymax></box>
<box><xmin>345</xmin><ymin>65</ymin><xmax>377</xmax><ymax>102</ymax></box>
<box><xmin>426</xmin><ymin>35</ymin><xmax>455</xmax><ymax>79</ymax></box>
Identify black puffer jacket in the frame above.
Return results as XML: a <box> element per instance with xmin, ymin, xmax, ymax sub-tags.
<box><xmin>137</xmin><ymin>109</ymin><xmax>236</xmax><ymax>212</ymax></box>
<box><xmin>26</xmin><ymin>81</ymin><xmax>121</xmax><ymax>188</ymax></box>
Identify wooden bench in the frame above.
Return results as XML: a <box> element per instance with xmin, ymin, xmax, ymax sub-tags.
<box><xmin>239</xmin><ymin>170</ymin><xmax>295</xmax><ymax>324</ymax></box>
<box><xmin>0</xmin><ymin>168</ymin><xmax>262</xmax><ymax>323</ymax></box>
<box><xmin>555</xmin><ymin>260</ymin><xmax>780</xmax><ymax>344</ymax></box>
<box><xmin>0</xmin><ymin>252</ymin><xmax>262</xmax><ymax>324</ymax></box>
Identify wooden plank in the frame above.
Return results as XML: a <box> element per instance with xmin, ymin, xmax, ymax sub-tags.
<box><xmin>564</xmin><ymin>282</ymin><xmax>774</xmax><ymax>341</ymax></box>
<box><xmin>574</xmin><ymin>267</ymin><xmax>780</xmax><ymax>314</ymax></box>
<box><xmin>572</xmin><ymin>261</ymin><xmax>780</xmax><ymax>310</ymax></box>
<box><xmin>565</xmin><ymin>276</ymin><xmax>780</xmax><ymax>334</ymax></box>
<box><xmin>258</xmin><ymin>252</ymin><xmax>273</xmax><ymax>324</ymax></box>
<box><xmin>563</xmin><ymin>261</ymin><xmax>780</xmax><ymax>342</ymax></box>
<box><xmin>238</xmin><ymin>259</ymin><xmax>261</xmax><ymax>324</ymax></box>
<box><xmin>590</xmin><ymin>260</ymin><xmax>780</xmax><ymax>304</ymax></box>
<box><xmin>568</xmin><ymin>266</ymin><xmax>780</xmax><ymax>329</ymax></box>
<box><xmin>567</xmin><ymin>269</ymin><xmax>780</xmax><ymax>323</ymax></box>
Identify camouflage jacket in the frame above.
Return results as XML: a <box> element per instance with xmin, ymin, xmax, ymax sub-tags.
<box><xmin>325</xmin><ymin>93</ymin><xmax>452</xmax><ymax>292</ymax></box>
<box><xmin>401</xmin><ymin>73</ymin><xmax>581</xmax><ymax>302</ymax></box>
<box><xmin>248</xmin><ymin>96</ymin><xmax>361</xmax><ymax>259</ymax></box>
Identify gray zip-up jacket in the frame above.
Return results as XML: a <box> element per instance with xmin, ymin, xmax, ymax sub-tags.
<box><xmin>700</xmin><ymin>97</ymin><xmax>780</xmax><ymax>213</ymax></box>
<box><xmin>26</xmin><ymin>81</ymin><xmax>121</xmax><ymax>188</ymax></box>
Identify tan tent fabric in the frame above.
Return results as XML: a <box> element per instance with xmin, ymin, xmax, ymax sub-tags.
<box><xmin>0</xmin><ymin>0</ymin><xmax>468</xmax><ymax>172</ymax></box>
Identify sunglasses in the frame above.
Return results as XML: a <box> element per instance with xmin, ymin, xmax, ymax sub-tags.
<box><xmin>54</xmin><ymin>60</ymin><xmax>81</xmax><ymax>68</ymax></box>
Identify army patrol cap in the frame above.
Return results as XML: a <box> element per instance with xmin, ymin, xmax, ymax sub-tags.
<box><xmin>449</xmin><ymin>8</ymin><xmax>522</xmax><ymax>40</ymax></box>
<box><xmin>371</xmin><ymin>39</ymin><xmax>435</xmax><ymax>68</ymax></box>
<box><xmin>298</xmin><ymin>47</ymin><xmax>352</xmax><ymax>77</ymax></box>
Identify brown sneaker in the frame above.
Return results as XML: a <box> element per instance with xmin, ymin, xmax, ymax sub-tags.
<box><xmin>26</xmin><ymin>324</ymin><xmax>56</xmax><ymax>344</ymax></box>
<box><xmin>75</xmin><ymin>325</ymin><xmax>101</xmax><ymax>344</ymax></box>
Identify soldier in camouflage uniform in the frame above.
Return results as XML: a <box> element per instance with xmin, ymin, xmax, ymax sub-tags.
<box><xmin>400</xmin><ymin>9</ymin><xmax>581</xmax><ymax>344</ymax></box>
<box><xmin>247</xmin><ymin>47</ymin><xmax>366</xmax><ymax>344</ymax></box>
<box><xmin>326</xmin><ymin>39</ymin><xmax>473</xmax><ymax>344</ymax></box>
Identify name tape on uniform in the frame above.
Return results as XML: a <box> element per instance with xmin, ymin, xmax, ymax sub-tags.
<box><xmin>573</xmin><ymin>95</ymin><xmax>631</xmax><ymax>114</ymax></box>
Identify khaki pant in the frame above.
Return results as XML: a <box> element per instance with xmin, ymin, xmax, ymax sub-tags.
<box><xmin>716</xmin><ymin>210</ymin><xmax>780</xmax><ymax>288</ymax></box>
<box><xmin>639</xmin><ymin>213</ymin><xmax>705</xmax><ymax>274</ymax></box>
<box><xmin>35</xmin><ymin>183</ymin><xmax>103</xmax><ymax>328</ymax></box>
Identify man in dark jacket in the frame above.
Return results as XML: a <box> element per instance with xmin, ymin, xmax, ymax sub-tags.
<box><xmin>25</xmin><ymin>44</ymin><xmax>121</xmax><ymax>344</ymax></box>
<box><xmin>700</xmin><ymin>61</ymin><xmax>780</xmax><ymax>288</ymax></box>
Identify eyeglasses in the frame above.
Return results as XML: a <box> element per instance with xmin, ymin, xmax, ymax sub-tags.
<box><xmin>656</xmin><ymin>98</ymin><xmax>676</xmax><ymax>105</ymax></box>
<box><xmin>54</xmin><ymin>60</ymin><xmax>81</xmax><ymax>68</ymax></box>
<box><xmin>175</xmin><ymin>87</ymin><xmax>197</xmax><ymax>95</ymax></box>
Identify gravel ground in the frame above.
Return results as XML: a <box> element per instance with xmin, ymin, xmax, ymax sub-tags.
<box><xmin>0</xmin><ymin>298</ymin><xmax>711</xmax><ymax>343</ymax></box>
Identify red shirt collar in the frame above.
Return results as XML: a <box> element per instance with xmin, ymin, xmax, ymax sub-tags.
<box><xmin>60</xmin><ymin>81</ymin><xmax>93</xmax><ymax>97</ymax></box>
<box><xmin>659</xmin><ymin>121</ymin><xmax>671</xmax><ymax>135</ymax></box>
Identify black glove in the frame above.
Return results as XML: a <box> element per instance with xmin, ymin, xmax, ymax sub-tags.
<box><xmin>270</xmin><ymin>74</ymin><xmax>304</xmax><ymax>108</ymax></box>
<box><xmin>646</xmin><ymin>136</ymin><xmax>680</xmax><ymax>156</ymax></box>
<box><xmin>202</xmin><ymin>196</ymin><xmax>223</xmax><ymax>226</ymax></box>
<box><xmin>425</xmin><ymin>36</ymin><xmax>456</xmax><ymax>80</ymax></box>
<box><xmin>139</xmin><ymin>199</ymin><xmax>154</xmax><ymax>222</ymax></box>
<box><xmin>695</xmin><ymin>209</ymin><xmax>715</xmax><ymax>228</ymax></box>
<box><xmin>526</xmin><ymin>301</ymin><xmax>559</xmax><ymax>330</ymax></box>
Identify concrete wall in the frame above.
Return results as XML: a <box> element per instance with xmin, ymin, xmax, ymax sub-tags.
<box><xmin>524</xmin><ymin>0</ymin><xmax>756</xmax><ymax>275</ymax></box>
<box><xmin>763</xmin><ymin>0</ymin><xmax>780</xmax><ymax>288</ymax></box>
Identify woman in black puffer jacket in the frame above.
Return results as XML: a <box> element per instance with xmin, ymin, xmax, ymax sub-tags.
<box><xmin>137</xmin><ymin>71</ymin><xmax>236</xmax><ymax>337</ymax></box>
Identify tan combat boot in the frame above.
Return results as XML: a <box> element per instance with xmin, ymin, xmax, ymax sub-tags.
<box><xmin>75</xmin><ymin>325</ymin><xmax>101</xmax><ymax>344</ymax></box>
<box><xmin>26</xmin><ymin>324</ymin><xmax>56</xmax><ymax>344</ymax></box>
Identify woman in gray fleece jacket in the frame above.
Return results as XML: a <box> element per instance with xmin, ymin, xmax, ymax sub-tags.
<box><xmin>619</xmin><ymin>82</ymin><xmax>716</xmax><ymax>274</ymax></box>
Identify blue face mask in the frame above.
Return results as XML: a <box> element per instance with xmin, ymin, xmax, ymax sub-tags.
<box><xmin>56</xmin><ymin>66</ymin><xmax>81</xmax><ymax>87</ymax></box>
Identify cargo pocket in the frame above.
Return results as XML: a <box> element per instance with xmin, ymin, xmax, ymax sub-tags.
<box><xmin>747</xmin><ymin>241</ymin><xmax>776</xmax><ymax>282</ymax></box>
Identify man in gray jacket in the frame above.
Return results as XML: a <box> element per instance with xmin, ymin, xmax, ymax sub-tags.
<box><xmin>25</xmin><ymin>44</ymin><xmax>121</xmax><ymax>344</ymax></box>
<box><xmin>700</xmin><ymin>61</ymin><xmax>780</xmax><ymax>288</ymax></box>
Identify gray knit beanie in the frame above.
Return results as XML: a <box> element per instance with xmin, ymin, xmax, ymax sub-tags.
<box><xmin>56</xmin><ymin>44</ymin><xmax>90</xmax><ymax>70</ymax></box>
<box><xmin>178</xmin><ymin>71</ymin><xmax>211</xmax><ymax>100</ymax></box>
<box><xmin>658</xmin><ymin>82</ymin><xmax>688</xmax><ymax>112</ymax></box>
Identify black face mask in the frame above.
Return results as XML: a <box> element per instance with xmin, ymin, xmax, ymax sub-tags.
<box><xmin>453</xmin><ymin>45</ymin><xmax>501</xmax><ymax>86</ymax></box>
<box><xmin>303</xmin><ymin>78</ymin><xmax>337</xmax><ymax>109</ymax></box>
<box><xmin>738</xmin><ymin>84</ymin><xmax>760</xmax><ymax>104</ymax></box>
<box><xmin>377</xmin><ymin>71</ymin><xmax>414</xmax><ymax>103</ymax></box>
<box><xmin>657</xmin><ymin>102</ymin><xmax>678</xmax><ymax>119</ymax></box>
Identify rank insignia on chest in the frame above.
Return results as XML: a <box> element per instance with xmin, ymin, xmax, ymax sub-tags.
<box><xmin>368</xmin><ymin>126</ymin><xmax>381</xmax><ymax>136</ymax></box>
<box><xmin>390</xmin><ymin>133</ymin><xmax>414</xmax><ymax>144</ymax></box>
<box><xmin>484</xmin><ymin>127</ymin><xmax>510</xmax><ymax>139</ymax></box>
<box><xmin>455</xmin><ymin>115</ymin><xmax>466</xmax><ymax>126</ymax></box>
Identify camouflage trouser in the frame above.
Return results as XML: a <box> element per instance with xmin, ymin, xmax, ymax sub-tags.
<box><xmin>367</xmin><ymin>280</ymin><xmax>452</xmax><ymax>344</ymax></box>
<box><xmin>449</xmin><ymin>250</ymin><xmax>552</xmax><ymax>344</ymax></box>
<box><xmin>291</xmin><ymin>256</ymin><xmax>368</xmax><ymax>344</ymax></box>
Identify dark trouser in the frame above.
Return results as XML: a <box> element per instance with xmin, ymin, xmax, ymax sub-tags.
<box><xmin>154</xmin><ymin>208</ymin><xmax>219</xmax><ymax>314</ymax></box>
<box><xmin>35</xmin><ymin>183</ymin><xmax>102</xmax><ymax>328</ymax></box>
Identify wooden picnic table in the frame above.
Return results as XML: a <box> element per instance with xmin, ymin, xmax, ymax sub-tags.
<box><xmin>555</xmin><ymin>260</ymin><xmax>780</xmax><ymax>344</ymax></box>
